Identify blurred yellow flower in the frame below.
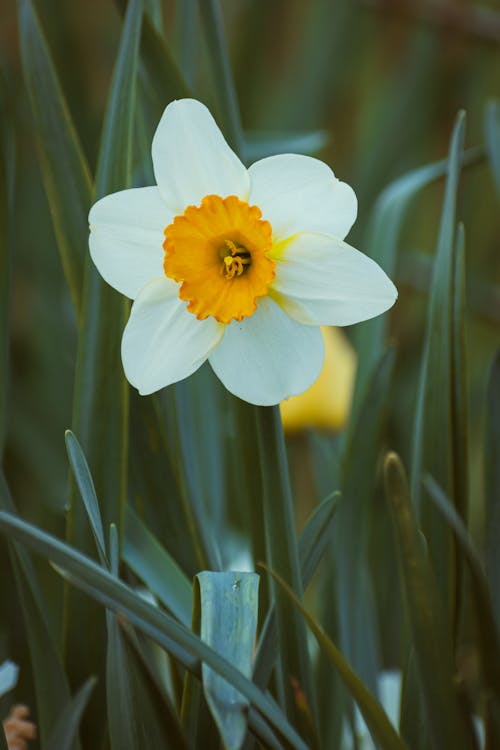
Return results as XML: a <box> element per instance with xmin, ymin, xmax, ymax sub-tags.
<box><xmin>280</xmin><ymin>326</ymin><xmax>356</xmax><ymax>433</ymax></box>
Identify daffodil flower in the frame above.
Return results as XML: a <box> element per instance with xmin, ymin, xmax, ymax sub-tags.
<box><xmin>89</xmin><ymin>99</ymin><xmax>397</xmax><ymax>405</ymax></box>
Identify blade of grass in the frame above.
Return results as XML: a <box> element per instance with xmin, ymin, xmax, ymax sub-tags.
<box><xmin>486</xmin><ymin>351</ymin><xmax>500</xmax><ymax>628</ymax></box>
<box><xmin>176</xmin><ymin>0</ymin><xmax>198</xmax><ymax>89</ymax></box>
<box><xmin>486</xmin><ymin>100</ymin><xmax>500</xmax><ymax>199</ymax></box>
<box><xmin>353</xmin><ymin>144</ymin><xmax>482</xmax><ymax>411</ymax></box>
<box><xmin>261</xmin><ymin>563</ymin><xmax>408</xmax><ymax>750</ymax></box>
<box><xmin>123</xmin><ymin>504</ymin><xmax>192</xmax><ymax>627</ymax></box>
<box><xmin>16</xmin><ymin>0</ymin><xmax>93</xmax><ymax>318</ymax></box>
<box><xmin>384</xmin><ymin>453</ymin><xmax>471</xmax><ymax>750</ymax></box>
<box><xmin>334</xmin><ymin>348</ymin><xmax>395</xmax><ymax>694</ymax></box>
<box><xmin>242</xmin><ymin>130</ymin><xmax>328</xmax><ymax>163</ymax></box>
<box><xmin>255</xmin><ymin>406</ymin><xmax>318</xmax><ymax>742</ymax></box>
<box><xmin>45</xmin><ymin>678</ymin><xmax>96</xmax><ymax>750</ymax></box>
<box><xmin>0</xmin><ymin>72</ymin><xmax>13</xmax><ymax>459</ymax></box>
<box><xmin>65</xmin><ymin>430</ymin><xmax>107</xmax><ymax>568</ymax></box>
<box><xmin>0</xmin><ymin>512</ymin><xmax>308</xmax><ymax>750</ymax></box>
<box><xmin>410</xmin><ymin>111</ymin><xmax>466</xmax><ymax>615</ymax></box>
<box><xmin>424</xmin><ymin>474</ymin><xmax>500</xmax><ymax>747</ymax></box>
<box><xmin>252</xmin><ymin>491</ymin><xmax>340</xmax><ymax>691</ymax></box>
<box><xmin>424</xmin><ymin>475</ymin><xmax>500</xmax><ymax>695</ymax></box>
<box><xmin>0</xmin><ymin>478</ymin><xmax>76</xmax><ymax>748</ymax></box>
<box><xmin>198</xmin><ymin>0</ymin><xmax>244</xmax><ymax>155</ymax></box>
<box><xmin>65</xmin><ymin>0</ymin><xmax>143</xmax><ymax>736</ymax></box>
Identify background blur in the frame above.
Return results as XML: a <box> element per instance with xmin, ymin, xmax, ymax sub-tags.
<box><xmin>0</xmin><ymin>0</ymin><xmax>499</xmax><ymax>742</ymax></box>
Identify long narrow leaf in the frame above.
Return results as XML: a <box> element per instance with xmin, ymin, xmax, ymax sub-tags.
<box><xmin>485</xmin><ymin>350</ymin><xmax>500</xmax><ymax>629</ymax></box>
<box><xmin>262</xmin><ymin>564</ymin><xmax>408</xmax><ymax>750</ymax></box>
<box><xmin>255</xmin><ymin>406</ymin><xmax>318</xmax><ymax>740</ymax></box>
<box><xmin>123</xmin><ymin>505</ymin><xmax>192</xmax><ymax>627</ymax></box>
<box><xmin>0</xmin><ymin>478</ymin><xmax>75</xmax><ymax>747</ymax></box>
<box><xmin>486</xmin><ymin>100</ymin><xmax>500</xmax><ymax>199</ymax></box>
<box><xmin>410</xmin><ymin>112</ymin><xmax>466</xmax><ymax>613</ymax></box>
<box><xmin>0</xmin><ymin>73</ymin><xmax>13</xmax><ymax>458</ymax></box>
<box><xmin>0</xmin><ymin>511</ymin><xmax>308</xmax><ymax>750</ymax></box>
<box><xmin>253</xmin><ymin>491</ymin><xmax>340</xmax><ymax>690</ymax></box>
<box><xmin>198</xmin><ymin>0</ymin><xmax>244</xmax><ymax>155</ymax></box>
<box><xmin>65</xmin><ymin>0</ymin><xmax>143</xmax><ymax>731</ymax></box>
<box><xmin>17</xmin><ymin>0</ymin><xmax>92</xmax><ymax>317</ymax></box>
<box><xmin>384</xmin><ymin>453</ymin><xmax>471</xmax><ymax>750</ymax></box>
<box><xmin>65</xmin><ymin>430</ymin><xmax>107</xmax><ymax>567</ymax></box>
<box><xmin>45</xmin><ymin>678</ymin><xmax>96</xmax><ymax>750</ymax></box>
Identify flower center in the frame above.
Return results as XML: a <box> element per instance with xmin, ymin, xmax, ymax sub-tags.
<box><xmin>220</xmin><ymin>240</ymin><xmax>252</xmax><ymax>279</ymax></box>
<box><xmin>163</xmin><ymin>195</ymin><xmax>275</xmax><ymax>324</ymax></box>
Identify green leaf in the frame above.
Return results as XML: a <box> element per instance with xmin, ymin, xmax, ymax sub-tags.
<box><xmin>333</xmin><ymin>348</ymin><xmax>395</xmax><ymax>694</ymax></box>
<box><xmin>45</xmin><ymin>678</ymin><xmax>96</xmax><ymax>750</ymax></box>
<box><xmin>242</xmin><ymin>130</ymin><xmax>328</xmax><ymax>163</ymax></box>
<box><xmin>384</xmin><ymin>453</ymin><xmax>471</xmax><ymax>750</ymax></box>
<box><xmin>17</xmin><ymin>0</ymin><xmax>92</xmax><ymax>317</ymax></box>
<box><xmin>156</xmin><ymin>379</ymin><xmax>223</xmax><ymax>571</ymax></box>
<box><xmin>255</xmin><ymin>406</ymin><xmax>318</xmax><ymax>740</ymax></box>
<box><xmin>0</xmin><ymin>511</ymin><xmax>308</xmax><ymax>750</ymax></box>
<box><xmin>485</xmin><ymin>350</ymin><xmax>500</xmax><ymax>629</ymax></box>
<box><xmin>66</xmin><ymin>0</ymin><xmax>142</xmax><ymax>728</ymax></box>
<box><xmin>410</xmin><ymin>111</ymin><xmax>466</xmax><ymax>613</ymax></box>
<box><xmin>0</xmin><ymin>73</ymin><xmax>13</xmax><ymax>458</ymax></box>
<box><xmin>451</xmin><ymin>224</ymin><xmax>469</xmax><ymax>525</ymax></box>
<box><xmin>65</xmin><ymin>430</ymin><xmax>108</xmax><ymax>568</ymax></box>
<box><xmin>261</xmin><ymin>563</ymin><xmax>408</xmax><ymax>750</ymax></box>
<box><xmin>198</xmin><ymin>0</ymin><xmax>244</xmax><ymax>155</ymax></box>
<box><xmin>252</xmin><ymin>491</ymin><xmax>340</xmax><ymax>690</ymax></box>
<box><xmin>353</xmin><ymin>143</ymin><xmax>482</xmax><ymax>410</ymax></box>
<box><xmin>0</xmin><ymin>727</ymin><xmax>6</xmax><ymax>750</ymax></box>
<box><xmin>128</xmin><ymin>391</ymin><xmax>201</xmax><ymax>576</ymax></box>
<box><xmin>123</xmin><ymin>504</ymin><xmax>192</xmax><ymax>627</ymax></box>
<box><xmin>424</xmin><ymin>476</ymin><xmax>500</xmax><ymax>699</ymax></box>
<box><xmin>195</xmin><ymin>572</ymin><xmax>259</xmax><ymax>750</ymax></box>
<box><xmin>139</xmin><ymin>13</ymin><xmax>190</xmax><ymax>124</ymax></box>
<box><xmin>106</xmin><ymin>611</ymin><xmax>180</xmax><ymax>749</ymax></box>
<box><xmin>425</xmin><ymin>474</ymin><xmax>500</xmax><ymax>747</ymax></box>
<box><xmin>486</xmin><ymin>100</ymin><xmax>500</xmax><ymax>199</ymax></box>
<box><xmin>0</xmin><ymin>477</ymin><xmax>75</xmax><ymax>747</ymax></box>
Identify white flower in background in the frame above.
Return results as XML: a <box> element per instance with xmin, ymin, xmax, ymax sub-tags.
<box><xmin>0</xmin><ymin>661</ymin><xmax>18</xmax><ymax>699</ymax></box>
<box><xmin>89</xmin><ymin>99</ymin><xmax>397</xmax><ymax>406</ymax></box>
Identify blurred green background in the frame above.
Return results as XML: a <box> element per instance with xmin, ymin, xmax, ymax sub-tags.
<box><xmin>0</xmin><ymin>1</ymin><xmax>499</xmax><ymax>747</ymax></box>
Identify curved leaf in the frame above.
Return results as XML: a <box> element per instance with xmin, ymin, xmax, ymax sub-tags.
<box><xmin>0</xmin><ymin>511</ymin><xmax>308</xmax><ymax>750</ymax></box>
<box><xmin>261</xmin><ymin>563</ymin><xmax>408</xmax><ymax>750</ymax></box>
<box><xmin>45</xmin><ymin>678</ymin><xmax>96</xmax><ymax>750</ymax></box>
<box><xmin>384</xmin><ymin>453</ymin><xmax>471</xmax><ymax>750</ymax></box>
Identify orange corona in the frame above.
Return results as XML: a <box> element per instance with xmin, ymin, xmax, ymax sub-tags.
<box><xmin>163</xmin><ymin>195</ymin><xmax>275</xmax><ymax>324</ymax></box>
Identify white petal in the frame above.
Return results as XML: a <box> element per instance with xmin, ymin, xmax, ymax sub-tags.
<box><xmin>271</xmin><ymin>232</ymin><xmax>397</xmax><ymax>326</ymax></box>
<box><xmin>89</xmin><ymin>187</ymin><xmax>170</xmax><ymax>299</ymax></box>
<box><xmin>152</xmin><ymin>99</ymin><xmax>249</xmax><ymax>213</ymax></box>
<box><xmin>248</xmin><ymin>154</ymin><xmax>357</xmax><ymax>241</ymax></box>
<box><xmin>209</xmin><ymin>297</ymin><xmax>324</xmax><ymax>406</ymax></box>
<box><xmin>122</xmin><ymin>277</ymin><xmax>224</xmax><ymax>395</ymax></box>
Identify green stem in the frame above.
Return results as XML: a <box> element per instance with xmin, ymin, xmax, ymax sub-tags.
<box><xmin>255</xmin><ymin>405</ymin><xmax>318</xmax><ymax>743</ymax></box>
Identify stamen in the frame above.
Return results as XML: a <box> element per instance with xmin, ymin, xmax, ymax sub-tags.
<box><xmin>221</xmin><ymin>239</ymin><xmax>252</xmax><ymax>280</ymax></box>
